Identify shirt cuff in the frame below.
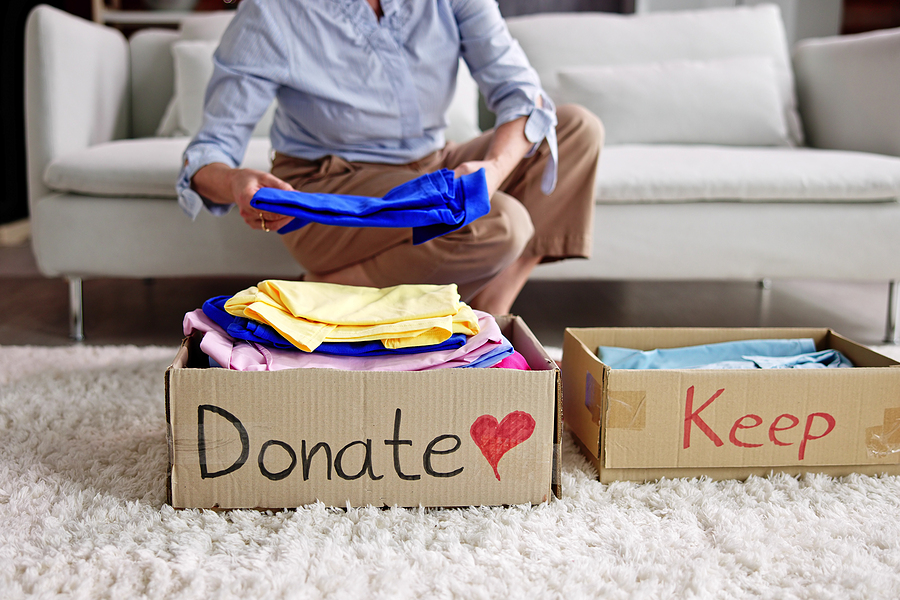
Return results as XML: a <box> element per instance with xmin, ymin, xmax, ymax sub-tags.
<box><xmin>522</xmin><ymin>94</ymin><xmax>559</xmax><ymax>195</ymax></box>
<box><xmin>176</xmin><ymin>145</ymin><xmax>239</xmax><ymax>219</ymax></box>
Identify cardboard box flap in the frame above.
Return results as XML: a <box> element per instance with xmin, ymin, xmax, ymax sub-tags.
<box><xmin>828</xmin><ymin>330</ymin><xmax>900</xmax><ymax>368</ymax></box>
<box><xmin>500</xmin><ymin>315</ymin><xmax>558</xmax><ymax>372</ymax></box>
<box><xmin>498</xmin><ymin>315</ymin><xmax>564</xmax><ymax>497</ymax></box>
<box><xmin>563</xmin><ymin>329</ymin><xmax>609</xmax><ymax>460</ymax></box>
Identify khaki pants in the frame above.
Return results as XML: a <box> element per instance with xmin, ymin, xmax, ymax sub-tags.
<box><xmin>273</xmin><ymin>104</ymin><xmax>603</xmax><ymax>300</ymax></box>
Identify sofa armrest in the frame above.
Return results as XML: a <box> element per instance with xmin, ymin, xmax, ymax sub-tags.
<box><xmin>24</xmin><ymin>5</ymin><xmax>130</xmax><ymax>210</ymax></box>
<box><xmin>793</xmin><ymin>27</ymin><xmax>900</xmax><ymax>157</ymax></box>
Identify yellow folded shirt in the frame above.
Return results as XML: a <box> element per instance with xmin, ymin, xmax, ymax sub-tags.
<box><xmin>224</xmin><ymin>281</ymin><xmax>480</xmax><ymax>352</ymax></box>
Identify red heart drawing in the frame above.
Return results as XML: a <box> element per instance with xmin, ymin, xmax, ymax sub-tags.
<box><xmin>470</xmin><ymin>411</ymin><xmax>536</xmax><ymax>481</ymax></box>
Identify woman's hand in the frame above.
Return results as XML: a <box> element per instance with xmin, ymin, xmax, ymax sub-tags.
<box><xmin>228</xmin><ymin>168</ymin><xmax>295</xmax><ymax>232</ymax></box>
<box><xmin>192</xmin><ymin>163</ymin><xmax>295</xmax><ymax>232</ymax></box>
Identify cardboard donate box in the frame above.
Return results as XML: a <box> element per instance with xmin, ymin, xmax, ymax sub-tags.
<box><xmin>562</xmin><ymin>327</ymin><xmax>900</xmax><ymax>483</ymax></box>
<box><xmin>166</xmin><ymin>316</ymin><xmax>562</xmax><ymax>509</ymax></box>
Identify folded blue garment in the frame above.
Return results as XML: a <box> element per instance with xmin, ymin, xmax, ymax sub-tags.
<box><xmin>250</xmin><ymin>168</ymin><xmax>490</xmax><ymax>244</ymax></box>
<box><xmin>461</xmin><ymin>335</ymin><xmax>515</xmax><ymax>368</ymax></box>
<box><xmin>596</xmin><ymin>338</ymin><xmax>854</xmax><ymax>370</ymax></box>
<box><xmin>202</xmin><ymin>295</ymin><xmax>467</xmax><ymax>356</ymax></box>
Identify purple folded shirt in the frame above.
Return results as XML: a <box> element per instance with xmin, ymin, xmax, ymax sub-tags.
<box><xmin>183</xmin><ymin>309</ymin><xmax>507</xmax><ymax>372</ymax></box>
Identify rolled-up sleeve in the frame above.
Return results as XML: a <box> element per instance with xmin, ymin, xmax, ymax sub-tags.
<box><xmin>453</xmin><ymin>0</ymin><xmax>558</xmax><ymax>193</ymax></box>
<box><xmin>176</xmin><ymin>0</ymin><xmax>288</xmax><ymax>218</ymax></box>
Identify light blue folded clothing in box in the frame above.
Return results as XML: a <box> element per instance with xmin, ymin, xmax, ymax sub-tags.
<box><xmin>596</xmin><ymin>338</ymin><xmax>854</xmax><ymax>370</ymax></box>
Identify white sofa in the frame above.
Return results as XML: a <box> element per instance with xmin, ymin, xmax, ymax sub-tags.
<box><xmin>24</xmin><ymin>4</ymin><xmax>900</xmax><ymax>341</ymax></box>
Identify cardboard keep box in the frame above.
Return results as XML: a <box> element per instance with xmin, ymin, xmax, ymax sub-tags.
<box><xmin>166</xmin><ymin>316</ymin><xmax>561</xmax><ymax>509</ymax></box>
<box><xmin>562</xmin><ymin>327</ymin><xmax>900</xmax><ymax>483</ymax></box>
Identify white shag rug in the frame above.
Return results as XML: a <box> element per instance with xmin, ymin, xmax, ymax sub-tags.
<box><xmin>2</xmin><ymin>344</ymin><xmax>900</xmax><ymax>600</ymax></box>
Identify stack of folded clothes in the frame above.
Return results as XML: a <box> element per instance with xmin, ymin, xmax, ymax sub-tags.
<box><xmin>183</xmin><ymin>280</ymin><xmax>531</xmax><ymax>372</ymax></box>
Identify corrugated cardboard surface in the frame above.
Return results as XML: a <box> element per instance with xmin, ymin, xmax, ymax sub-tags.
<box><xmin>166</xmin><ymin>316</ymin><xmax>561</xmax><ymax>509</ymax></box>
<box><xmin>563</xmin><ymin>327</ymin><xmax>900</xmax><ymax>483</ymax></box>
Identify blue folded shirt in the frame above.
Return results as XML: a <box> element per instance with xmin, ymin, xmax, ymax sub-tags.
<box><xmin>250</xmin><ymin>168</ymin><xmax>490</xmax><ymax>244</ymax></box>
<box><xmin>742</xmin><ymin>349</ymin><xmax>853</xmax><ymax>369</ymax></box>
<box><xmin>462</xmin><ymin>335</ymin><xmax>515</xmax><ymax>368</ymax></box>
<box><xmin>597</xmin><ymin>338</ymin><xmax>854</xmax><ymax>370</ymax></box>
<box><xmin>202</xmin><ymin>295</ymin><xmax>467</xmax><ymax>356</ymax></box>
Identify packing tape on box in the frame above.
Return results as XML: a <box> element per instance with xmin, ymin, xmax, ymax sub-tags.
<box><xmin>607</xmin><ymin>390</ymin><xmax>647</xmax><ymax>430</ymax></box>
<box><xmin>584</xmin><ymin>371</ymin><xmax>647</xmax><ymax>430</ymax></box>
<box><xmin>585</xmin><ymin>372</ymin><xmax>603</xmax><ymax>425</ymax></box>
<box><xmin>866</xmin><ymin>407</ymin><xmax>900</xmax><ymax>458</ymax></box>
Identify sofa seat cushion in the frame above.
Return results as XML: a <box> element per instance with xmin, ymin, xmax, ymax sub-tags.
<box><xmin>44</xmin><ymin>137</ymin><xmax>273</xmax><ymax>198</ymax></box>
<box><xmin>597</xmin><ymin>145</ymin><xmax>900</xmax><ymax>203</ymax></box>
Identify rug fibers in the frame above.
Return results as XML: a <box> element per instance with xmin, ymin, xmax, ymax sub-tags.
<box><xmin>2</xmin><ymin>344</ymin><xmax>900</xmax><ymax>600</ymax></box>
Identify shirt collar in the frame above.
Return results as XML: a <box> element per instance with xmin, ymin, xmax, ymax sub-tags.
<box><xmin>336</xmin><ymin>0</ymin><xmax>398</xmax><ymax>23</ymax></box>
<box><xmin>380</xmin><ymin>0</ymin><xmax>398</xmax><ymax>18</ymax></box>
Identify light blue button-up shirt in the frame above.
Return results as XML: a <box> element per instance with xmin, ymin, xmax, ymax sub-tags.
<box><xmin>176</xmin><ymin>0</ymin><xmax>558</xmax><ymax>218</ymax></box>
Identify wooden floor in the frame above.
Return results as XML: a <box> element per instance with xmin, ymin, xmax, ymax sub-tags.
<box><xmin>0</xmin><ymin>240</ymin><xmax>894</xmax><ymax>349</ymax></box>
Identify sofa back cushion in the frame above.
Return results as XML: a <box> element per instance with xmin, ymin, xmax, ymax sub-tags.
<box><xmin>556</xmin><ymin>57</ymin><xmax>789</xmax><ymax>146</ymax></box>
<box><xmin>130</xmin><ymin>29</ymin><xmax>179</xmax><ymax>138</ymax></box>
<box><xmin>129</xmin><ymin>12</ymin><xmax>258</xmax><ymax>139</ymax></box>
<box><xmin>794</xmin><ymin>27</ymin><xmax>900</xmax><ymax>158</ymax></box>
<box><xmin>178</xmin><ymin>10</ymin><xmax>234</xmax><ymax>40</ymax></box>
<box><xmin>506</xmin><ymin>5</ymin><xmax>803</xmax><ymax>146</ymax></box>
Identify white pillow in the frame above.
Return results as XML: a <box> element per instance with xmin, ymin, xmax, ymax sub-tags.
<box><xmin>166</xmin><ymin>39</ymin><xmax>276</xmax><ymax>139</ymax></box>
<box><xmin>507</xmin><ymin>6</ymin><xmax>805</xmax><ymax>145</ymax></box>
<box><xmin>555</xmin><ymin>57</ymin><xmax>790</xmax><ymax>146</ymax></box>
<box><xmin>154</xmin><ymin>91</ymin><xmax>183</xmax><ymax>137</ymax></box>
<box><xmin>156</xmin><ymin>11</ymin><xmax>237</xmax><ymax>137</ymax></box>
<box><xmin>178</xmin><ymin>11</ymin><xmax>235</xmax><ymax>42</ymax></box>
<box><xmin>444</xmin><ymin>59</ymin><xmax>482</xmax><ymax>143</ymax></box>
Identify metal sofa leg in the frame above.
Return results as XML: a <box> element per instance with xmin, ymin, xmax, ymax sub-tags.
<box><xmin>67</xmin><ymin>276</ymin><xmax>84</xmax><ymax>342</ymax></box>
<box><xmin>886</xmin><ymin>280</ymin><xmax>899</xmax><ymax>344</ymax></box>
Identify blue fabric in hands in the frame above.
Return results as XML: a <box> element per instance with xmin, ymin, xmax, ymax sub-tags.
<box><xmin>202</xmin><ymin>295</ymin><xmax>467</xmax><ymax>356</ymax></box>
<box><xmin>249</xmin><ymin>168</ymin><xmax>491</xmax><ymax>244</ymax></box>
<box><xmin>596</xmin><ymin>338</ymin><xmax>853</xmax><ymax>369</ymax></box>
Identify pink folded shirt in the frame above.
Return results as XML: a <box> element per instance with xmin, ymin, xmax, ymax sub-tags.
<box><xmin>183</xmin><ymin>309</ymin><xmax>506</xmax><ymax>372</ymax></box>
<box><xmin>491</xmin><ymin>351</ymin><xmax>531</xmax><ymax>371</ymax></box>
